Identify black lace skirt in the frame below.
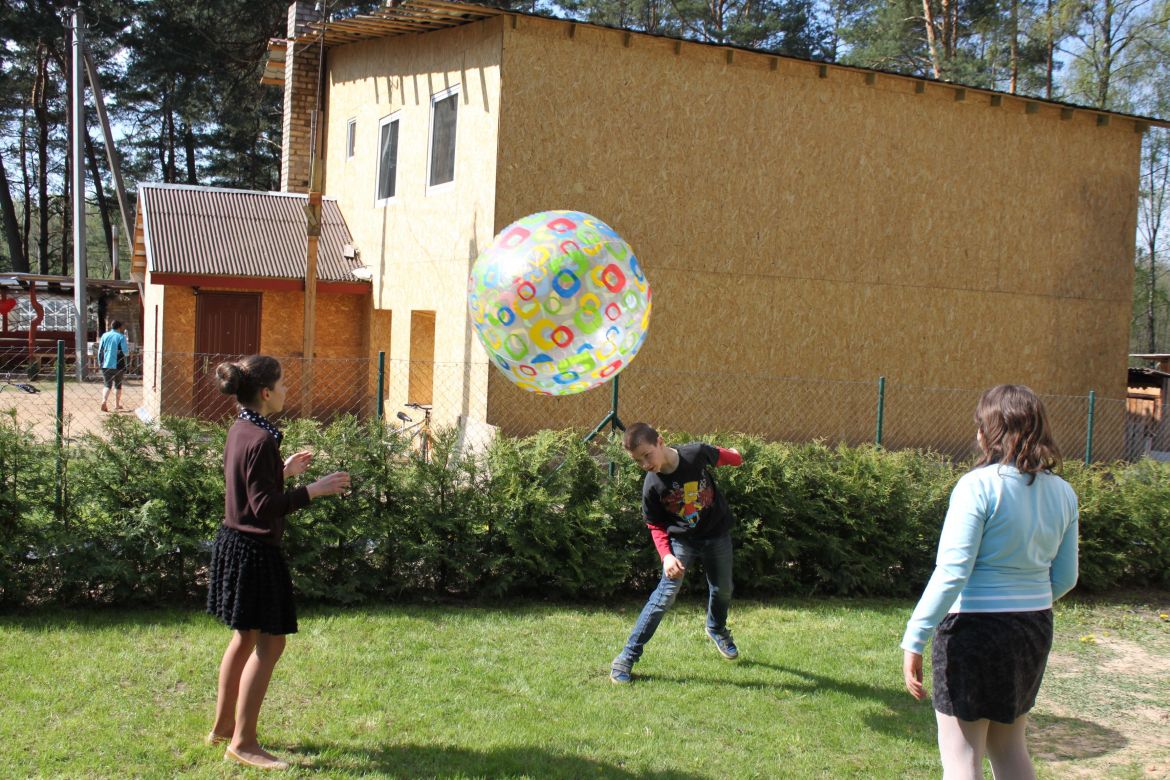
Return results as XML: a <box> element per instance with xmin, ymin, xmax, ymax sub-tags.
<box><xmin>206</xmin><ymin>526</ymin><xmax>297</xmax><ymax>635</ymax></box>
<box><xmin>931</xmin><ymin>609</ymin><xmax>1053</xmax><ymax>724</ymax></box>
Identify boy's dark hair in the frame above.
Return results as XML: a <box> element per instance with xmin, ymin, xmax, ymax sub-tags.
<box><xmin>215</xmin><ymin>355</ymin><xmax>282</xmax><ymax>405</ymax></box>
<box><xmin>623</xmin><ymin>422</ymin><xmax>659</xmax><ymax>451</ymax></box>
<box><xmin>111</xmin><ymin>320</ymin><xmax>123</xmax><ymax>330</ymax></box>
<box><xmin>973</xmin><ymin>384</ymin><xmax>1061</xmax><ymax>481</ymax></box>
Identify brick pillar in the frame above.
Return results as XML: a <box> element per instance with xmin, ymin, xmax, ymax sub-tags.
<box><xmin>281</xmin><ymin>1</ymin><xmax>320</xmax><ymax>193</ymax></box>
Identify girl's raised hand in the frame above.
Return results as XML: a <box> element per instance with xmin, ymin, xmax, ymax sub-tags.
<box><xmin>283</xmin><ymin>450</ymin><xmax>313</xmax><ymax>478</ymax></box>
<box><xmin>307</xmin><ymin>471</ymin><xmax>350</xmax><ymax>499</ymax></box>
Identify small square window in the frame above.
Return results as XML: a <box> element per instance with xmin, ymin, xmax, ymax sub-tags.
<box><xmin>427</xmin><ymin>86</ymin><xmax>459</xmax><ymax>190</ymax></box>
<box><xmin>376</xmin><ymin>113</ymin><xmax>400</xmax><ymax>204</ymax></box>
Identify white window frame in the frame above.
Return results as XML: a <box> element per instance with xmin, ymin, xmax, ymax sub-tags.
<box><xmin>345</xmin><ymin>117</ymin><xmax>357</xmax><ymax>160</ymax></box>
<box><xmin>375</xmin><ymin>111</ymin><xmax>402</xmax><ymax>206</ymax></box>
<box><xmin>426</xmin><ymin>84</ymin><xmax>460</xmax><ymax>195</ymax></box>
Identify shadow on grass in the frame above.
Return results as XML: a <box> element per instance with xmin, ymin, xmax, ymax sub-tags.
<box><xmin>1028</xmin><ymin>712</ymin><xmax>1127</xmax><ymax>761</ymax></box>
<box><xmin>636</xmin><ymin>658</ymin><xmax>938</xmax><ymax>742</ymax></box>
<box><xmin>292</xmin><ymin>741</ymin><xmax>710</xmax><ymax>779</ymax></box>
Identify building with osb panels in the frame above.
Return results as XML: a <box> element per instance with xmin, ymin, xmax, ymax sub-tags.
<box><xmin>269</xmin><ymin>0</ymin><xmax>1167</xmax><ymax>457</ymax></box>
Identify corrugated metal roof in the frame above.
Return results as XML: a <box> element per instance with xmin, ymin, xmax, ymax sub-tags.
<box><xmin>138</xmin><ymin>183</ymin><xmax>366</xmax><ymax>283</ymax></box>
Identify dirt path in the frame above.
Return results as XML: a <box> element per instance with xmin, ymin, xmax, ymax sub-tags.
<box><xmin>1033</xmin><ymin>603</ymin><xmax>1170</xmax><ymax>778</ymax></box>
<box><xmin>0</xmin><ymin>377</ymin><xmax>144</xmax><ymax>441</ymax></box>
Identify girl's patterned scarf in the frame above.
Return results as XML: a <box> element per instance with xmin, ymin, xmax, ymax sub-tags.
<box><xmin>239</xmin><ymin>407</ymin><xmax>283</xmax><ymax>445</ymax></box>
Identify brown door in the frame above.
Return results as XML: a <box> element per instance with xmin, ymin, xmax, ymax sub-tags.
<box><xmin>194</xmin><ymin>292</ymin><xmax>261</xmax><ymax>421</ymax></box>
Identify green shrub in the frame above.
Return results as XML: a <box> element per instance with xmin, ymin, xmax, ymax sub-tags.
<box><xmin>4</xmin><ymin>417</ymin><xmax>1168</xmax><ymax>606</ymax></box>
<box><xmin>64</xmin><ymin>415</ymin><xmax>225</xmax><ymax>605</ymax></box>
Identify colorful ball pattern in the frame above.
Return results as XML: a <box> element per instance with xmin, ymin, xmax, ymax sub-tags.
<box><xmin>468</xmin><ymin>211</ymin><xmax>652</xmax><ymax>396</ymax></box>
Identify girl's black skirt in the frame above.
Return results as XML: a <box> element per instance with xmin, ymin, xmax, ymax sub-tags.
<box><xmin>931</xmin><ymin>609</ymin><xmax>1053</xmax><ymax>724</ymax></box>
<box><xmin>206</xmin><ymin>526</ymin><xmax>297</xmax><ymax>635</ymax></box>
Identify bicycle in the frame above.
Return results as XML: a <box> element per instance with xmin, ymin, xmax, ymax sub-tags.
<box><xmin>395</xmin><ymin>402</ymin><xmax>433</xmax><ymax>462</ymax></box>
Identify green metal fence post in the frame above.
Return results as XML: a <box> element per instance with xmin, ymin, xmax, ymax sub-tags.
<box><xmin>875</xmin><ymin>375</ymin><xmax>886</xmax><ymax>448</ymax></box>
<box><xmin>1084</xmin><ymin>389</ymin><xmax>1096</xmax><ymax>465</ymax></box>
<box><xmin>376</xmin><ymin>351</ymin><xmax>385</xmax><ymax>421</ymax></box>
<box><xmin>55</xmin><ymin>340</ymin><xmax>65</xmax><ymax>519</ymax></box>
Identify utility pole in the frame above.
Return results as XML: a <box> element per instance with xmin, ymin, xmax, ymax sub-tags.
<box><xmin>301</xmin><ymin>3</ymin><xmax>328</xmax><ymax>416</ymax></box>
<box><xmin>71</xmin><ymin>7</ymin><xmax>88</xmax><ymax>382</ymax></box>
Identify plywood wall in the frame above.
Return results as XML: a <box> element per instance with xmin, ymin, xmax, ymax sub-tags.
<box><xmin>486</xmin><ymin>15</ymin><xmax>1141</xmax><ymax>452</ymax></box>
<box><xmin>142</xmin><ymin>281</ymin><xmax>373</xmax><ymax>420</ymax></box>
<box><xmin>323</xmin><ymin>17</ymin><xmax>504</xmax><ymax>429</ymax></box>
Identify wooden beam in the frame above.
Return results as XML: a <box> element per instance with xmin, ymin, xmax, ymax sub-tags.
<box><xmin>864</xmin><ymin>72</ymin><xmax>875</xmax><ymax>85</ymax></box>
<box><xmin>726</xmin><ymin>50</ymin><xmax>733</xmax><ymax>64</ymax></box>
<box><xmin>915</xmin><ymin>80</ymin><xmax>925</xmax><ymax>94</ymax></box>
<box><xmin>770</xmin><ymin>57</ymin><xmax>778</xmax><ymax>71</ymax></box>
<box><xmin>673</xmin><ymin>40</ymin><xmax>681</xmax><ymax>55</ymax></box>
<box><xmin>953</xmin><ymin>88</ymin><xmax>966</xmax><ymax>102</ymax></box>
<box><xmin>1060</xmin><ymin>107</ymin><xmax>1074</xmax><ymax>120</ymax></box>
<box><xmin>568</xmin><ymin>22</ymin><xmax>575</xmax><ymax>38</ymax></box>
<box><xmin>817</xmin><ymin>64</ymin><xmax>828</xmax><ymax>78</ymax></box>
<box><xmin>1097</xmin><ymin>114</ymin><xmax>1110</xmax><ymax>127</ymax></box>
<box><xmin>1025</xmin><ymin>102</ymin><xmax>1039</xmax><ymax>114</ymax></box>
<box><xmin>990</xmin><ymin>94</ymin><xmax>1002</xmax><ymax>107</ymax></box>
<box><xmin>623</xmin><ymin>32</ymin><xmax>631</xmax><ymax>47</ymax></box>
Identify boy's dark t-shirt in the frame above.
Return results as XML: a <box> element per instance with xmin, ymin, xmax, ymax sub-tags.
<box><xmin>642</xmin><ymin>442</ymin><xmax>733</xmax><ymax>539</ymax></box>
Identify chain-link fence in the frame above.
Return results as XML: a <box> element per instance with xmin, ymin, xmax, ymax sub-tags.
<box><xmin>0</xmin><ymin>346</ymin><xmax>1152</xmax><ymax>464</ymax></box>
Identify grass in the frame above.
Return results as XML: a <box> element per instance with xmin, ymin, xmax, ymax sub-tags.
<box><xmin>1</xmin><ymin>595</ymin><xmax>1167</xmax><ymax>779</ymax></box>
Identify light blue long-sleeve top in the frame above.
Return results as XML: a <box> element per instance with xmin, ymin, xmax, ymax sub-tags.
<box><xmin>901</xmin><ymin>464</ymin><xmax>1079</xmax><ymax>655</ymax></box>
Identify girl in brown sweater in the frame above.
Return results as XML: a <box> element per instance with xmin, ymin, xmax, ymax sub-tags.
<box><xmin>206</xmin><ymin>355</ymin><xmax>349</xmax><ymax>770</ymax></box>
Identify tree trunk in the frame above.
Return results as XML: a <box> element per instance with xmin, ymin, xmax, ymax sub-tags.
<box><xmin>1097</xmin><ymin>0</ymin><xmax>1115</xmax><ymax>109</ymax></box>
<box><xmin>922</xmin><ymin>0</ymin><xmax>943</xmax><ymax>78</ymax></box>
<box><xmin>84</xmin><ymin>129</ymin><xmax>114</xmax><ymax>278</ymax></box>
<box><xmin>183</xmin><ymin>125</ymin><xmax>198</xmax><ymax>184</ymax></box>
<box><xmin>1045</xmin><ymin>0</ymin><xmax>1055</xmax><ymax>99</ymax></box>
<box><xmin>0</xmin><ymin>148</ymin><xmax>29</xmax><ymax>272</ymax></box>
<box><xmin>33</xmin><ymin>47</ymin><xmax>50</xmax><ymax>274</ymax></box>
<box><xmin>61</xmin><ymin>36</ymin><xmax>72</xmax><ymax>278</ymax></box>
<box><xmin>1009</xmin><ymin>0</ymin><xmax>1019</xmax><ymax>94</ymax></box>
<box><xmin>19</xmin><ymin>108</ymin><xmax>31</xmax><ymax>268</ymax></box>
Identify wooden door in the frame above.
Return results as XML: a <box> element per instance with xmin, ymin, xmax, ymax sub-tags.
<box><xmin>194</xmin><ymin>292</ymin><xmax>261</xmax><ymax>421</ymax></box>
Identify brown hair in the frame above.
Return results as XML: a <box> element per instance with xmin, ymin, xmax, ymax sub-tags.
<box><xmin>622</xmin><ymin>422</ymin><xmax>659</xmax><ymax>451</ymax></box>
<box><xmin>215</xmin><ymin>355</ymin><xmax>282</xmax><ymax>405</ymax></box>
<box><xmin>973</xmin><ymin>384</ymin><xmax>1061</xmax><ymax>481</ymax></box>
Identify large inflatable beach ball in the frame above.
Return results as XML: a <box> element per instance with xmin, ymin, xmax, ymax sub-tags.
<box><xmin>468</xmin><ymin>211</ymin><xmax>652</xmax><ymax>396</ymax></box>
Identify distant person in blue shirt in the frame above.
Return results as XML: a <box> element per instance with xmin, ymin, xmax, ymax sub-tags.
<box><xmin>902</xmin><ymin>384</ymin><xmax>1078</xmax><ymax>780</ymax></box>
<box><xmin>97</xmin><ymin>320</ymin><xmax>129</xmax><ymax>412</ymax></box>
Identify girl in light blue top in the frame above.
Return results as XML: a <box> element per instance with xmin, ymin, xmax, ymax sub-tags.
<box><xmin>902</xmin><ymin>385</ymin><xmax>1078</xmax><ymax>780</ymax></box>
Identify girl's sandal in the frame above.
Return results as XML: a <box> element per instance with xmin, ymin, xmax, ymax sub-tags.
<box><xmin>205</xmin><ymin>732</ymin><xmax>230</xmax><ymax>746</ymax></box>
<box><xmin>224</xmin><ymin>746</ymin><xmax>290</xmax><ymax>771</ymax></box>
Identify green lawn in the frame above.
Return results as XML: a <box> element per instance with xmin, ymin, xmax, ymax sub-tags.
<box><xmin>1</xmin><ymin>596</ymin><xmax>1166</xmax><ymax>779</ymax></box>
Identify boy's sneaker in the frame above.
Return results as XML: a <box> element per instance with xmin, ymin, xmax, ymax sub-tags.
<box><xmin>610</xmin><ymin>658</ymin><xmax>633</xmax><ymax>684</ymax></box>
<box><xmin>706</xmin><ymin>627</ymin><xmax>739</xmax><ymax>660</ymax></box>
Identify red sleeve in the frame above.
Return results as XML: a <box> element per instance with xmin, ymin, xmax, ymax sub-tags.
<box><xmin>715</xmin><ymin>447</ymin><xmax>743</xmax><ymax>467</ymax></box>
<box><xmin>647</xmin><ymin>523</ymin><xmax>672</xmax><ymax>559</ymax></box>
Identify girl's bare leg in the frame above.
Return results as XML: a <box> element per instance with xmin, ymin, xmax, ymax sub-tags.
<box><xmin>210</xmin><ymin>630</ymin><xmax>257</xmax><ymax>741</ymax></box>
<box><xmin>228</xmin><ymin>633</ymin><xmax>288</xmax><ymax>768</ymax></box>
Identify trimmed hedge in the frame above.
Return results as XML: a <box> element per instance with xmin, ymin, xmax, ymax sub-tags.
<box><xmin>1</xmin><ymin>414</ymin><xmax>1166</xmax><ymax>606</ymax></box>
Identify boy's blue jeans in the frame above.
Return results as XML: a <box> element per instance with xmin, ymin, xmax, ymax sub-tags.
<box><xmin>615</xmin><ymin>531</ymin><xmax>734</xmax><ymax>668</ymax></box>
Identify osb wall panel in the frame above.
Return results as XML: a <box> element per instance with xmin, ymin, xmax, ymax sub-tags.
<box><xmin>487</xmin><ymin>16</ymin><xmax>1140</xmax><ymax>446</ymax></box>
<box><xmin>145</xmin><ymin>283</ymin><xmax>371</xmax><ymax>419</ymax></box>
<box><xmin>158</xmin><ymin>285</ymin><xmax>196</xmax><ymax>417</ymax></box>
<box><xmin>325</xmin><ymin>18</ymin><xmax>502</xmax><ymax>427</ymax></box>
